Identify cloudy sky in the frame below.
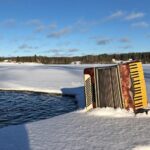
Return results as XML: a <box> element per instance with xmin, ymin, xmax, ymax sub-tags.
<box><xmin>0</xmin><ymin>0</ymin><xmax>150</xmax><ymax>56</ymax></box>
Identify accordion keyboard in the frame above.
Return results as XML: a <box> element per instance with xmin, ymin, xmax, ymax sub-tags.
<box><xmin>129</xmin><ymin>62</ymin><xmax>148</xmax><ymax>110</ymax></box>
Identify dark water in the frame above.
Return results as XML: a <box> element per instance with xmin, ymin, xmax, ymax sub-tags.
<box><xmin>0</xmin><ymin>91</ymin><xmax>77</xmax><ymax>128</ymax></box>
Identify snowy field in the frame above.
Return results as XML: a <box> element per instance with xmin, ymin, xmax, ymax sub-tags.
<box><xmin>0</xmin><ymin>63</ymin><xmax>150</xmax><ymax>150</ymax></box>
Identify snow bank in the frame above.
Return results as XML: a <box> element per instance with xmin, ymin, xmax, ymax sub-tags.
<box><xmin>1</xmin><ymin>110</ymin><xmax>150</xmax><ymax>150</ymax></box>
<box><xmin>87</xmin><ymin>107</ymin><xmax>134</xmax><ymax>118</ymax></box>
<box><xmin>86</xmin><ymin>107</ymin><xmax>150</xmax><ymax>118</ymax></box>
<box><xmin>132</xmin><ymin>145</ymin><xmax>150</xmax><ymax>150</ymax></box>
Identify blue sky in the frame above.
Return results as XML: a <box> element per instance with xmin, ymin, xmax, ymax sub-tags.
<box><xmin>0</xmin><ymin>0</ymin><xmax>150</xmax><ymax>57</ymax></box>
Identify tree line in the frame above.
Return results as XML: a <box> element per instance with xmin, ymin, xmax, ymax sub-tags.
<box><xmin>0</xmin><ymin>52</ymin><xmax>150</xmax><ymax>64</ymax></box>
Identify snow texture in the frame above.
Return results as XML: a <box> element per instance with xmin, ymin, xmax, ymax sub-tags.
<box><xmin>0</xmin><ymin>63</ymin><xmax>150</xmax><ymax>150</ymax></box>
<box><xmin>132</xmin><ymin>145</ymin><xmax>150</xmax><ymax>150</ymax></box>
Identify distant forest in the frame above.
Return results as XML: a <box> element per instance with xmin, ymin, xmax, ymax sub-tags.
<box><xmin>0</xmin><ymin>52</ymin><xmax>150</xmax><ymax>64</ymax></box>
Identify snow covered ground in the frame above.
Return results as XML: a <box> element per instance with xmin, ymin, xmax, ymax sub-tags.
<box><xmin>0</xmin><ymin>63</ymin><xmax>150</xmax><ymax>150</ymax></box>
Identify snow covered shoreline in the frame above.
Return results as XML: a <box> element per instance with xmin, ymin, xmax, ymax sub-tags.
<box><xmin>0</xmin><ymin>63</ymin><xmax>85</xmax><ymax>108</ymax></box>
<box><xmin>0</xmin><ymin>63</ymin><xmax>150</xmax><ymax>107</ymax></box>
<box><xmin>0</xmin><ymin>63</ymin><xmax>150</xmax><ymax>150</ymax></box>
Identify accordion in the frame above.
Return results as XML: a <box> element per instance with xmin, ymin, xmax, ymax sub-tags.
<box><xmin>84</xmin><ymin>61</ymin><xmax>148</xmax><ymax>113</ymax></box>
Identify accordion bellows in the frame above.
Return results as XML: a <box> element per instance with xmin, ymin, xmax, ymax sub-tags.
<box><xmin>84</xmin><ymin>61</ymin><xmax>148</xmax><ymax>112</ymax></box>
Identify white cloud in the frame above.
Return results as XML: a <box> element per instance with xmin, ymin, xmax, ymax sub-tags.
<box><xmin>42</xmin><ymin>48</ymin><xmax>64</xmax><ymax>57</ymax></box>
<box><xmin>67</xmin><ymin>48</ymin><xmax>79</xmax><ymax>52</ymax></box>
<box><xmin>146</xmin><ymin>34</ymin><xmax>150</xmax><ymax>38</ymax></box>
<box><xmin>125</xmin><ymin>12</ymin><xmax>145</xmax><ymax>20</ymax></box>
<box><xmin>75</xmin><ymin>19</ymin><xmax>99</xmax><ymax>27</ymax></box>
<box><xmin>119</xmin><ymin>37</ymin><xmax>131</xmax><ymax>43</ymax></box>
<box><xmin>47</xmin><ymin>27</ymin><xmax>72</xmax><ymax>38</ymax></box>
<box><xmin>56</xmin><ymin>41</ymin><xmax>71</xmax><ymax>46</ymax></box>
<box><xmin>74</xmin><ymin>19</ymin><xmax>101</xmax><ymax>33</ymax></box>
<box><xmin>96</xmin><ymin>38</ymin><xmax>112</xmax><ymax>45</ymax></box>
<box><xmin>42</xmin><ymin>48</ymin><xmax>79</xmax><ymax>56</ymax></box>
<box><xmin>35</xmin><ymin>25</ymin><xmax>45</xmax><ymax>33</ymax></box>
<box><xmin>18</xmin><ymin>44</ymin><xmax>38</xmax><ymax>50</ymax></box>
<box><xmin>48</xmin><ymin>23</ymin><xmax>57</xmax><ymax>29</ymax></box>
<box><xmin>131</xmin><ymin>21</ymin><xmax>149</xmax><ymax>28</ymax></box>
<box><xmin>26</xmin><ymin>19</ymin><xmax>57</xmax><ymax>33</ymax></box>
<box><xmin>0</xmin><ymin>19</ymin><xmax>16</xmax><ymax>28</ymax></box>
<box><xmin>47</xmin><ymin>19</ymin><xmax>97</xmax><ymax>37</ymax></box>
<box><xmin>107</xmin><ymin>10</ymin><xmax>125</xmax><ymax>20</ymax></box>
<box><xmin>119</xmin><ymin>45</ymin><xmax>132</xmax><ymax>49</ymax></box>
<box><xmin>26</xmin><ymin>19</ymin><xmax>42</xmax><ymax>26</ymax></box>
